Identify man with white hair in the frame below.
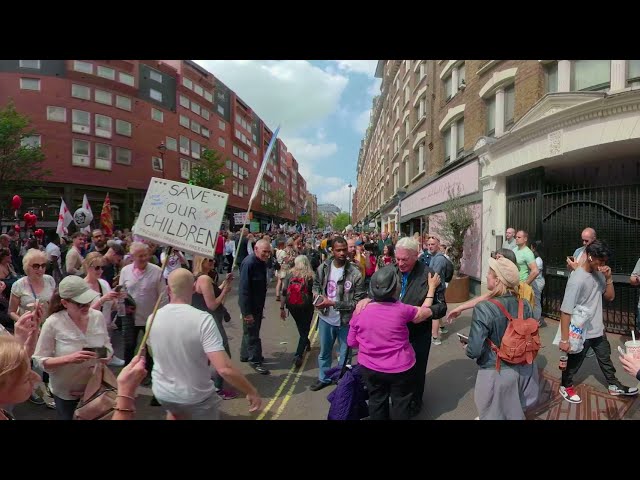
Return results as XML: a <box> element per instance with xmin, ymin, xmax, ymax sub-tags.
<box><xmin>502</xmin><ymin>227</ymin><xmax>517</xmax><ymax>252</ymax></box>
<box><xmin>148</xmin><ymin>268</ymin><xmax>262</xmax><ymax>419</ymax></box>
<box><xmin>356</xmin><ymin>236</ymin><xmax>447</xmax><ymax>417</ymax></box>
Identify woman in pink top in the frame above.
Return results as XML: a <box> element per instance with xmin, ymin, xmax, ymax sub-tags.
<box><xmin>348</xmin><ymin>266</ymin><xmax>440</xmax><ymax>420</ymax></box>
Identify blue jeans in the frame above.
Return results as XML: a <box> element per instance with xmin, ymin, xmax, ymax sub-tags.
<box><xmin>53</xmin><ymin>395</ymin><xmax>79</xmax><ymax>421</ymax></box>
<box><xmin>317</xmin><ymin>319</ymin><xmax>350</xmax><ymax>384</ymax></box>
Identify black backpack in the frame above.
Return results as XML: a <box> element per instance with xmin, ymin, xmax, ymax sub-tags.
<box><xmin>307</xmin><ymin>250</ymin><xmax>321</xmax><ymax>272</ymax></box>
<box><xmin>442</xmin><ymin>255</ymin><xmax>454</xmax><ymax>283</ymax></box>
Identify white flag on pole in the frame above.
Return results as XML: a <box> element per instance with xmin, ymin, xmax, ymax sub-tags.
<box><xmin>82</xmin><ymin>194</ymin><xmax>94</xmax><ymax>234</ymax></box>
<box><xmin>56</xmin><ymin>198</ymin><xmax>73</xmax><ymax>237</ymax></box>
<box><xmin>250</xmin><ymin>125</ymin><xmax>280</xmax><ymax>204</ymax></box>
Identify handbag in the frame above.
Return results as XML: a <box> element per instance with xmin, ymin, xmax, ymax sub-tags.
<box><xmin>552</xmin><ymin>304</ymin><xmax>591</xmax><ymax>354</ymax></box>
<box><xmin>73</xmin><ymin>362</ymin><xmax>118</xmax><ymax>420</ymax></box>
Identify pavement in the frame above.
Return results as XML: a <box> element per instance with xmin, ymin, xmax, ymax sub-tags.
<box><xmin>14</xmin><ymin>276</ymin><xmax>640</xmax><ymax>420</ymax></box>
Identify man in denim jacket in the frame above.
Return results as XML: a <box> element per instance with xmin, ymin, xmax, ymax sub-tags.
<box><xmin>310</xmin><ymin>236</ymin><xmax>366</xmax><ymax>391</ymax></box>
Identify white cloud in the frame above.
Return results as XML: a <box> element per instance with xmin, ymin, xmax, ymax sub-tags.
<box><xmin>367</xmin><ymin>78</ymin><xmax>382</xmax><ymax>96</ymax></box>
<box><xmin>354</xmin><ymin>109</ymin><xmax>371</xmax><ymax>134</ymax></box>
<box><xmin>335</xmin><ymin>60</ymin><xmax>378</xmax><ymax>76</ymax></box>
<box><xmin>194</xmin><ymin>60</ymin><xmax>348</xmax><ymax>135</ymax></box>
<box><xmin>320</xmin><ymin>184</ymin><xmax>354</xmax><ymax>213</ymax></box>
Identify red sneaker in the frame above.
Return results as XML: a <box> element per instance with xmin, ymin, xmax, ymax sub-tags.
<box><xmin>217</xmin><ymin>389</ymin><xmax>238</xmax><ymax>400</ymax></box>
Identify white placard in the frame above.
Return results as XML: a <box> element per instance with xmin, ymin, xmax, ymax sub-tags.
<box><xmin>133</xmin><ymin>178</ymin><xmax>228</xmax><ymax>258</ymax></box>
<box><xmin>234</xmin><ymin>212</ymin><xmax>248</xmax><ymax>225</ymax></box>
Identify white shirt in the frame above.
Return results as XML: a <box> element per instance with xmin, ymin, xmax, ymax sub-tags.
<box><xmin>45</xmin><ymin>242</ymin><xmax>62</xmax><ymax>269</ymax></box>
<box><xmin>87</xmin><ymin>278</ymin><xmax>114</xmax><ymax>329</ymax></box>
<box><xmin>160</xmin><ymin>251</ymin><xmax>184</xmax><ymax>280</ymax></box>
<box><xmin>318</xmin><ymin>263</ymin><xmax>344</xmax><ymax>327</ymax></box>
<box><xmin>33</xmin><ymin>309</ymin><xmax>113</xmax><ymax>400</ymax></box>
<box><xmin>119</xmin><ymin>263</ymin><xmax>167</xmax><ymax>326</ymax></box>
<box><xmin>148</xmin><ymin>303</ymin><xmax>225</xmax><ymax>404</ymax></box>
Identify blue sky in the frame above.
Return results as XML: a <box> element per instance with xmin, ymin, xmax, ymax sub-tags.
<box><xmin>194</xmin><ymin>60</ymin><xmax>381</xmax><ymax>212</ymax></box>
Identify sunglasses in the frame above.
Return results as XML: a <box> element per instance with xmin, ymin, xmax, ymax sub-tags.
<box><xmin>30</xmin><ymin>263</ymin><xmax>46</xmax><ymax>270</ymax></box>
<box><xmin>69</xmin><ymin>299</ymin><xmax>92</xmax><ymax>308</ymax></box>
<box><xmin>92</xmin><ymin>265</ymin><xmax>104</xmax><ymax>271</ymax></box>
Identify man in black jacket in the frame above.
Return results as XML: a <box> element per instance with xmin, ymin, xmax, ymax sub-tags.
<box><xmin>235</xmin><ymin>228</ymin><xmax>250</xmax><ymax>269</ymax></box>
<box><xmin>238</xmin><ymin>239</ymin><xmax>271</xmax><ymax>375</ymax></box>
<box><xmin>356</xmin><ymin>236</ymin><xmax>447</xmax><ymax>416</ymax></box>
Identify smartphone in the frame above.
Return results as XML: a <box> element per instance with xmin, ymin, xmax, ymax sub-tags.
<box><xmin>114</xmin><ymin>285</ymin><xmax>123</xmax><ymax>292</ymax></box>
<box><xmin>83</xmin><ymin>347</ymin><xmax>108</xmax><ymax>358</ymax></box>
<box><xmin>457</xmin><ymin>333</ymin><xmax>469</xmax><ymax>344</ymax></box>
<box><xmin>313</xmin><ymin>295</ymin><xmax>325</xmax><ymax>306</ymax></box>
<box><xmin>618</xmin><ymin>346</ymin><xmax>626</xmax><ymax>356</ymax></box>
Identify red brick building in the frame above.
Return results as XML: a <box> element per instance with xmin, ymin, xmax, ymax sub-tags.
<box><xmin>0</xmin><ymin>59</ymin><xmax>309</xmax><ymax>232</ymax></box>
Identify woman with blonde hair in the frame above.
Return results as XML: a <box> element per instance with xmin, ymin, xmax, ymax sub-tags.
<box><xmin>280</xmin><ymin>255</ymin><xmax>315</xmax><ymax>368</ymax></box>
<box><xmin>465</xmin><ymin>257</ymin><xmax>538</xmax><ymax>420</ymax></box>
<box><xmin>191</xmin><ymin>255</ymin><xmax>235</xmax><ymax>399</ymax></box>
<box><xmin>275</xmin><ymin>239</ymin><xmax>296</xmax><ymax>302</ymax></box>
<box><xmin>83</xmin><ymin>252</ymin><xmax>125</xmax><ymax>367</ymax></box>
<box><xmin>0</xmin><ymin>335</ymin><xmax>41</xmax><ymax>419</ymax></box>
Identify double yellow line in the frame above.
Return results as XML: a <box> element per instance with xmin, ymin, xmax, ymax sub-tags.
<box><xmin>257</xmin><ymin>312</ymin><xmax>319</xmax><ymax>420</ymax></box>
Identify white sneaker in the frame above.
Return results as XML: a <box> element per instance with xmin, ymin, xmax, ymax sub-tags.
<box><xmin>608</xmin><ymin>385</ymin><xmax>639</xmax><ymax>396</ymax></box>
<box><xmin>559</xmin><ymin>386</ymin><xmax>582</xmax><ymax>404</ymax></box>
<box><xmin>439</xmin><ymin>326</ymin><xmax>448</xmax><ymax>334</ymax></box>
<box><xmin>431</xmin><ymin>337</ymin><xmax>442</xmax><ymax>346</ymax></box>
<box><xmin>108</xmin><ymin>356</ymin><xmax>126</xmax><ymax>367</ymax></box>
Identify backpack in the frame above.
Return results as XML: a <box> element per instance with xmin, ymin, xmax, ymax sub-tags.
<box><xmin>286</xmin><ymin>276</ymin><xmax>310</xmax><ymax>307</ymax></box>
<box><xmin>307</xmin><ymin>250</ymin><xmax>321</xmax><ymax>272</ymax></box>
<box><xmin>486</xmin><ymin>298</ymin><xmax>541</xmax><ymax>371</ymax></box>
<box><xmin>442</xmin><ymin>256</ymin><xmax>454</xmax><ymax>283</ymax></box>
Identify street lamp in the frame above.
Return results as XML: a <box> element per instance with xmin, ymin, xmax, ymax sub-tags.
<box><xmin>348</xmin><ymin>182</ymin><xmax>352</xmax><ymax>225</ymax></box>
<box><xmin>157</xmin><ymin>142</ymin><xmax>167</xmax><ymax>179</ymax></box>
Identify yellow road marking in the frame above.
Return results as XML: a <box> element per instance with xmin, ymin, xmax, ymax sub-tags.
<box><xmin>256</xmin><ymin>312</ymin><xmax>318</xmax><ymax>420</ymax></box>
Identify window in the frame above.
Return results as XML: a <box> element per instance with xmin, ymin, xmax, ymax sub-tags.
<box><xmin>119</xmin><ymin>72</ymin><xmax>134</xmax><ymax>86</ymax></box>
<box><xmin>74</xmin><ymin>61</ymin><xmax>93</xmax><ymax>74</ymax></box>
<box><xmin>115</xmin><ymin>95</ymin><xmax>131</xmax><ymax>111</ymax></box>
<box><xmin>191</xmin><ymin>140</ymin><xmax>201</xmax><ymax>159</ymax></box>
<box><xmin>151</xmin><ymin>108</ymin><xmax>163</xmax><ymax>123</ymax></box>
<box><xmin>252</xmin><ymin>146</ymin><xmax>257</xmax><ymax>155</ymax></box>
<box><xmin>204</xmin><ymin>91</ymin><xmax>213</xmax><ymax>103</ymax></box>
<box><xmin>47</xmin><ymin>106</ymin><xmax>66</xmax><ymax>122</ymax></box>
<box><xmin>219</xmin><ymin>137</ymin><xmax>226</xmax><ymax>148</ymax></box>
<box><xmin>486</xmin><ymin>95</ymin><xmax>496</xmax><ymax>136</ymax></box>
<box><xmin>217</xmin><ymin>105</ymin><xmax>225</xmax><ymax>116</ymax></box>
<box><xmin>404</xmin><ymin>86</ymin><xmax>410</xmax><ymax>106</ymax></box>
<box><xmin>219</xmin><ymin>120</ymin><xmax>225</xmax><ymax>130</ymax></box>
<box><xmin>166</xmin><ymin>136</ymin><xmax>177</xmax><ymax>151</ymax></box>
<box><xmin>456</xmin><ymin>119</ymin><xmax>464</xmax><ymax>155</ymax></box>
<box><xmin>95</xmin><ymin>114</ymin><xmax>112</xmax><ymax>138</ymax></box>
<box><xmin>179</xmin><ymin>95</ymin><xmax>190</xmax><ymax>108</ymax></box>
<box><xmin>183</xmin><ymin>77</ymin><xmax>193</xmax><ymax>89</ymax></box>
<box><xmin>179</xmin><ymin>136</ymin><xmax>189</xmax><ymax>155</ymax></box>
<box><xmin>232</xmin><ymin>180</ymin><xmax>238</xmax><ymax>196</ymax></box>
<box><xmin>190</xmin><ymin>102</ymin><xmax>201</xmax><ymax>115</ymax></box>
<box><xmin>232</xmin><ymin>145</ymin><xmax>238</xmax><ymax>157</ymax></box>
<box><xmin>628</xmin><ymin>61</ymin><xmax>640</xmax><ymax>84</ymax></box>
<box><xmin>152</xmin><ymin>156</ymin><xmax>163</xmax><ymax>172</ymax></box>
<box><xmin>443</xmin><ymin>128</ymin><xmax>451</xmax><ymax>162</ymax></box>
<box><xmin>20</xmin><ymin>60</ymin><xmax>40</xmax><ymax>69</ymax></box>
<box><xmin>21</xmin><ymin>135</ymin><xmax>41</xmax><ymax>148</ymax></box>
<box><xmin>72</xmin><ymin>139</ymin><xmax>90</xmax><ymax>167</ymax></box>
<box><xmin>572</xmin><ymin>60</ymin><xmax>610</xmax><ymax>91</ymax></box>
<box><xmin>415</xmin><ymin>96</ymin><xmax>426</xmax><ymax>121</ymax></box>
<box><xmin>180</xmin><ymin>158</ymin><xmax>190</xmax><ymax>180</ymax></box>
<box><xmin>201</xmin><ymin>109</ymin><xmax>210</xmax><ymax>120</ymax></box>
<box><xmin>458</xmin><ymin>63</ymin><xmax>466</xmax><ymax>88</ymax></box>
<box><xmin>504</xmin><ymin>85</ymin><xmax>515</xmax><ymax>129</ymax></box>
<box><xmin>417</xmin><ymin>143</ymin><xmax>425</xmax><ymax>173</ymax></box>
<box><xmin>115</xmin><ymin>119</ymin><xmax>131</xmax><ymax>137</ymax></box>
<box><xmin>404</xmin><ymin>156</ymin><xmax>410</xmax><ymax>185</ymax></box>
<box><xmin>393</xmin><ymin>170</ymin><xmax>399</xmax><ymax>193</ymax></box>
<box><xmin>232</xmin><ymin>162</ymin><xmax>238</xmax><ymax>178</ymax></box>
<box><xmin>544</xmin><ymin>62</ymin><xmax>558</xmax><ymax>93</ymax></box>
<box><xmin>95</xmin><ymin>143</ymin><xmax>112</xmax><ymax>170</ymax></box>
<box><xmin>253</xmin><ymin>160</ymin><xmax>258</xmax><ymax>169</ymax></box>
<box><xmin>116</xmin><ymin>147</ymin><xmax>132</xmax><ymax>165</ymax></box>
<box><xmin>150</xmin><ymin>88</ymin><xmax>162</xmax><ymax>102</ymax></box>
<box><xmin>202</xmin><ymin>127</ymin><xmax>210</xmax><ymax>138</ymax></box>
<box><xmin>191</xmin><ymin>120</ymin><xmax>201</xmax><ymax>134</ymax></box>
<box><xmin>71</xmin><ymin>84</ymin><xmax>90</xmax><ymax>100</ymax></box>
<box><xmin>149</xmin><ymin>69</ymin><xmax>162</xmax><ymax>83</ymax></box>
<box><xmin>415</xmin><ymin>62</ymin><xmax>425</xmax><ymax>84</ymax></box>
<box><xmin>97</xmin><ymin>66</ymin><xmax>115</xmax><ymax>80</ymax></box>
<box><xmin>404</xmin><ymin>119</ymin><xmax>410</xmax><ymax>140</ymax></box>
<box><xmin>95</xmin><ymin>89</ymin><xmax>112</xmax><ymax>105</ymax></box>
<box><xmin>179</xmin><ymin>115</ymin><xmax>190</xmax><ymax>128</ymax></box>
<box><xmin>20</xmin><ymin>78</ymin><xmax>40</xmax><ymax>91</ymax></box>
<box><xmin>194</xmin><ymin>84</ymin><xmax>204</xmax><ymax>96</ymax></box>
<box><xmin>444</xmin><ymin>75</ymin><xmax>453</xmax><ymax>100</ymax></box>
<box><xmin>72</xmin><ymin>110</ymin><xmax>90</xmax><ymax>134</ymax></box>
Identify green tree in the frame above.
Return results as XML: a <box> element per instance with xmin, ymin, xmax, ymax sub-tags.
<box><xmin>317</xmin><ymin>216</ymin><xmax>327</xmax><ymax>229</ymax></box>
<box><xmin>189</xmin><ymin>148</ymin><xmax>226</xmax><ymax>190</ymax></box>
<box><xmin>297</xmin><ymin>213</ymin><xmax>311</xmax><ymax>225</ymax></box>
<box><xmin>332</xmin><ymin>212</ymin><xmax>350</xmax><ymax>232</ymax></box>
<box><xmin>0</xmin><ymin>101</ymin><xmax>50</xmax><ymax>191</ymax></box>
<box><xmin>262</xmin><ymin>189</ymin><xmax>287</xmax><ymax>220</ymax></box>
<box><xmin>439</xmin><ymin>186</ymin><xmax>474</xmax><ymax>277</ymax></box>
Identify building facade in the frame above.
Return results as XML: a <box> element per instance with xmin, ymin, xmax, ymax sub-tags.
<box><xmin>0</xmin><ymin>59</ymin><xmax>309</xmax><ymax>233</ymax></box>
<box><xmin>355</xmin><ymin>60</ymin><xmax>640</xmax><ymax>331</ymax></box>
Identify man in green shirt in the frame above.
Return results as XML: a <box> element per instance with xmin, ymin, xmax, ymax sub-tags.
<box><xmin>515</xmin><ymin>230</ymin><xmax>539</xmax><ymax>285</ymax></box>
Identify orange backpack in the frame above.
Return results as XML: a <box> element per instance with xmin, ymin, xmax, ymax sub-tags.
<box><xmin>487</xmin><ymin>299</ymin><xmax>541</xmax><ymax>371</ymax></box>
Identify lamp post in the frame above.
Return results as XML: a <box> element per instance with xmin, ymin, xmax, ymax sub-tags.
<box><xmin>157</xmin><ymin>142</ymin><xmax>167</xmax><ymax>179</ymax></box>
<box><xmin>348</xmin><ymin>182</ymin><xmax>352</xmax><ymax>225</ymax></box>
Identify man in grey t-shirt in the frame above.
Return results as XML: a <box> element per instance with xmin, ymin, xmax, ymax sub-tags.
<box><xmin>558</xmin><ymin>240</ymin><xmax>638</xmax><ymax>404</ymax></box>
<box><xmin>502</xmin><ymin>227</ymin><xmax>517</xmax><ymax>252</ymax></box>
<box><xmin>631</xmin><ymin>257</ymin><xmax>640</xmax><ymax>330</ymax></box>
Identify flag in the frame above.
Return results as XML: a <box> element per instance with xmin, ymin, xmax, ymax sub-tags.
<box><xmin>82</xmin><ymin>194</ymin><xmax>94</xmax><ymax>234</ymax></box>
<box><xmin>101</xmin><ymin>193</ymin><xmax>113</xmax><ymax>236</ymax></box>
<box><xmin>250</xmin><ymin>125</ymin><xmax>280</xmax><ymax>204</ymax></box>
<box><xmin>56</xmin><ymin>198</ymin><xmax>73</xmax><ymax>237</ymax></box>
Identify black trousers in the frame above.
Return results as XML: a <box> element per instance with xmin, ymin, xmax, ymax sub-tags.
<box><xmin>360</xmin><ymin>365</ymin><xmax>414</xmax><ymax>420</ymax></box>
<box><xmin>215</xmin><ymin>253</ymin><xmax>225</xmax><ymax>273</ymax></box>
<box><xmin>226</xmin><ymin>254</ymin><xmax>234</xmax><ymax>274</ymax></box>
<box><xmin>122</xmin><ymin>316</ymin><xmax>154</xmax><ymax>371</ymax></box>
<box><xmin>561</xmin><ymin>334</ymin><xmax>621</xmax><ymax>388</ymax></box>
<box><xmin>288</xmin><ymin>305</ymin><xmax>313</xmax><ymax>357</ymax></box>
<box><xmin>409</xmin><ymin>323</ymin><xmax>432</xmax><ymax>408</ymax></box>
<box><xmin>53</xmin><ymin>395</ymin><xmax>79</xmax><ymax>421</ymax></box>
<box><xmin>240</xmin><ymin>313</ymin><xmax>264</xmax><ymax>363</ymax></box>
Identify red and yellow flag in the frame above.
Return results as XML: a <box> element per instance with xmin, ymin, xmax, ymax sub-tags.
<box><xmin>101</xmin><ymin>193</ymin><xmax>113</xmax><ymax>236</ymax></box>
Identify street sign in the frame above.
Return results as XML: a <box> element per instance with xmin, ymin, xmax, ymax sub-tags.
<box><xmin>133</xmin><ymin>178</ymin><xmax>228</xmax><ymax>258</ymax></box>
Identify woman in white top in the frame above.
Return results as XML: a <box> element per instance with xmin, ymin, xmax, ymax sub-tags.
<box><xmin>9</xmin><ymin>249</ymin><xmax>56</xmax><ymax>322</ymax></box>
<box><xmin>160</xmin><ymin>250</ymin><xmax>187</xmax><ymax>281</ymax></box>
<box><xmin>33</xmin><ymin>276</ymin><xmax>113</xmax><ymax>420</ymax></box>
<box><xmin>224</xmin><ymin>235</ymin><xmax>235</xmax><ymax>274</ymax></box>
<box><xmin>530</xmin><ymin>240</ymin><xmax>545</xmax><ymax>326</ymax></box>
<box><xmin>83</xmin><ymin>252</ymin><xmax>125</xmax><ymax>367</ymax></box>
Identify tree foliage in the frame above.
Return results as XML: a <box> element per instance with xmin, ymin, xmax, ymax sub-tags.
<box><xmin>189</xmin><ymin>148</ymin><xmax>226</xmax><ymax>190</ymax></box>
<box><xmin>438</xmin><ymin>186</ymin><xmax>474</xmax><ymax>276</ymax></box>
<box><xmin>332</xmin><ymin>212</ymin><xmax>350</xmax><ymax>232</ymax></box>
<box><xmin>262</xmin><ymin>189</ymin><xmax>287</xmax><ymax>219</ymax></box>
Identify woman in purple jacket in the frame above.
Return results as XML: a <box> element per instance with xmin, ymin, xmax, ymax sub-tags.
<box><xmin>347</xmin><ymin>266</ymin><xmax>440</xmax><ymax>420</ymax></box>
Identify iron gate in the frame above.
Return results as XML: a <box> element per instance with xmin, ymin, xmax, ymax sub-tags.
<box><xmin>507</xmin><ymin>165</ymin><xmax>640</xmax><ymax>334</ymax></box>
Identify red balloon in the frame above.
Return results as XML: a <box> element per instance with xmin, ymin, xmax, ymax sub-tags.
<box><xmin>11</xmin><ymin>195</ymin><xmax>22</xmax><ymax>210</ymax></box>
<box><xmin>35</xmin><ymin>229</ymin><xmax>44</xmax><ymax>237</ymax></box>
<box><xmin>14</xmin><ymin>224</ymin><xmax>20</xmax><ymax>232</ymax></box>
<box><xmin>23</xmin><ymin>212</ymin><xmax>30</xmax><ymax>222</ymax></box>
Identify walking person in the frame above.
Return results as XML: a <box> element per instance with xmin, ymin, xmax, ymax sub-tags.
<box><xmin>558</xmin><ymin>240</ymin><xmax>638</xmax><ymax>403</ymax></box>
<box><xmin>280</xmin><ymin>255</ymin><xmax>314</xmax><ymax>368</ymax></box>
<box><xmin>224</xmin><ymin>233</ymin><xmax>235</xmax><ymax>275</ymax></box>
<box><xmin>530</xmin><ymin>240</ymin><xmax>546</xmax><ymax>327</ymax></box>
